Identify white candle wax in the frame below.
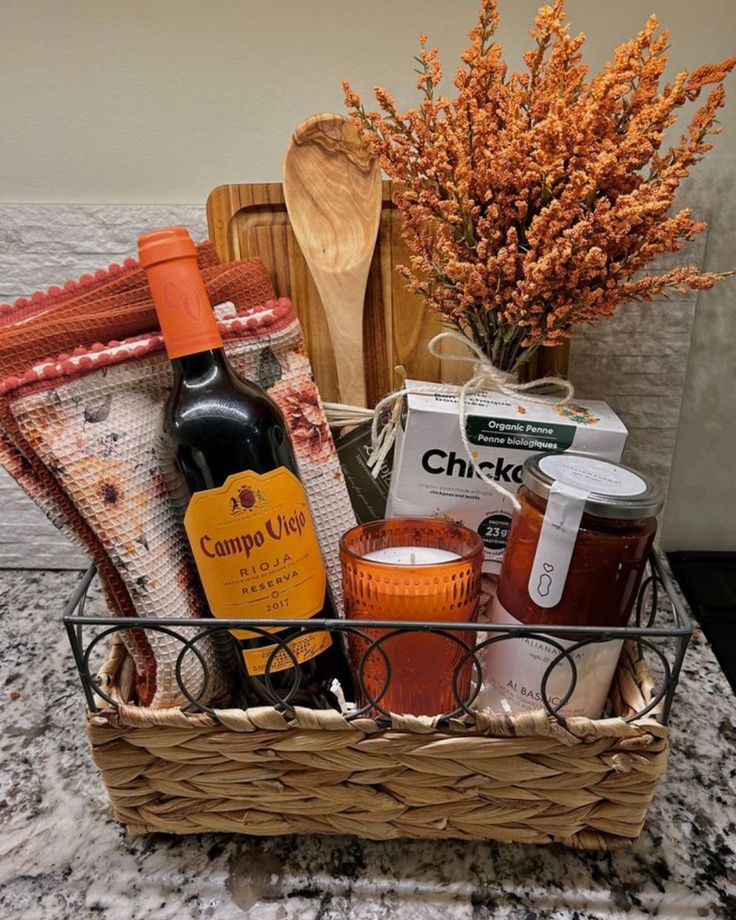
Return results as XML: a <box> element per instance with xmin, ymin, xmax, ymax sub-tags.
<box><xmin>362</xmin><ymin>546</ymin><xmax>461</xmax><ymax>566</ymax></box>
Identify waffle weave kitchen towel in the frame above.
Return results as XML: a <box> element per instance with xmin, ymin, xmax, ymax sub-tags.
<box><xmin>0</xmin><ymin>247</ymin><xmax>356</xmax><ymax>706</ymax></box>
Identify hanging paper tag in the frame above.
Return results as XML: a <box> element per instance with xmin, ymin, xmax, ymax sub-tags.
<box><xmin>527</xmin><ymin>482</ymin><xmax>590</xmax><ymax>608</ymax></box>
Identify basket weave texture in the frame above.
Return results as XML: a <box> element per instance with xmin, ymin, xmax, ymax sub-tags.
<box><xmin>87</xmin><ymin>637</ymin><xmax>668</xmax><ymax>849</ymax></box>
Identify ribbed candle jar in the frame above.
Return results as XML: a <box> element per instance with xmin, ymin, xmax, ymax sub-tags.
<box><xmin>340</xmin><ymin>518</ymin><xmax>483</xmax><ymax>717</ymax></box>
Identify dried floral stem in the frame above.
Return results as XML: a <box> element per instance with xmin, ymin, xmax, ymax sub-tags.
<box><xmin>344</xmin><ymin>0</ymin><xmax>735</xmax><ymax>372</ymax></box>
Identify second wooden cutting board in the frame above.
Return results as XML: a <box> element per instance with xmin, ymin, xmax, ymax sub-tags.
<box><xmin>206</xmin><ymin>182</ymin><xmax>569</xmax><ymax>406</ymax></box>
<box><xmin>207</xmin><ymin>179</ymin><xmax>441</xmax><ymax>407</ymax></box>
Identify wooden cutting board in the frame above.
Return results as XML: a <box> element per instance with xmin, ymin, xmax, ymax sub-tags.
<box><xmin>206</xmin><ymin>181</ymin><xmax>568</xmax><ymax>406</ymax></box>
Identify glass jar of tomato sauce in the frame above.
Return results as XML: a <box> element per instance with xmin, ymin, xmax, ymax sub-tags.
<box><xmin>476</xmin><ymin>452</ymin><xmax>662</xmax><ymax>719</ymax></box>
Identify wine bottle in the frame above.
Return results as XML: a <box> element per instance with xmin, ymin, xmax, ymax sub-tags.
<box><xmin>138</xmin><ymin>227</ymin><xmax>352</xmax><ymax>709</ymax></box>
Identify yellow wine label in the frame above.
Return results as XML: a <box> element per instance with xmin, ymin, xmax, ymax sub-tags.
<box><xmin>184</xmin><ymin>468</ymin><xmax>327</xmax><ymax>639</ymax></box>
<box><xmin>243</xmin><ymin>630</ymin><xmax>333</xmax><ymax>677</ymax></box>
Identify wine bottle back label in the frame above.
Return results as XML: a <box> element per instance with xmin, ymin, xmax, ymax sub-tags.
<box><xmin>243</xmin><ymin>630</ymin><xmax>333</xmax><ymax>676</ymax></box>
<box><xmin>184</xmin><ymin>468</ymin><xmax>328</xmax><ymax>639</ymax></box>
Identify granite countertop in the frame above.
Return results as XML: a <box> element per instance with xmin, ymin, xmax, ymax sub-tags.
<box><xmin>1</xmin><ymin>569</ymin><xmax>734</xmax><ymax>920</ymax></box>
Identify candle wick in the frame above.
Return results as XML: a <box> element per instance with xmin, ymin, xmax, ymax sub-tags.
<box><xmin>410</xmin><ymin>552</ymin><xmax>416</xmax><ymax>565</ymax></box>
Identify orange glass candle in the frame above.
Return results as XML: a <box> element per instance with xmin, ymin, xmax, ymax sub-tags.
<box><xmin>340</xmin><ymin>518</ymin><xmax>483</xmax><ymax>717</ymax></box>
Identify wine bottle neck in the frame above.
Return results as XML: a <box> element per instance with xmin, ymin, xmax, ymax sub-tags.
<box><xmin>172</xmin><ymin>347</ymin><xmax>230</xmax><ymax>382</ymax></box>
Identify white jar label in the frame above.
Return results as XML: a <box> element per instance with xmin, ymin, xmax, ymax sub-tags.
<box><xmin>538</xmin><ymin>454</ymin><xmax>646</xmax><ymax>496</ymax></box>
<box><xmin>527</xmin><ymin>481</ymin><xmax>589</xmax><ymax>608</ymax></box>
<box><xmin>476</xmin><ymin>597</ymin><xmax>623</xmax><ymax>719</ymax></box>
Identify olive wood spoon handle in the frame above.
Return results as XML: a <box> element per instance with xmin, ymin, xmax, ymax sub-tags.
<box><xmin>283</xmin><ymin>113</ymin><xmax>382</xmax><ymax>407</ymax></box>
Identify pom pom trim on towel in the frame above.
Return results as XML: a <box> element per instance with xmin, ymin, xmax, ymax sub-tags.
<box><xmin>0</xmin><ymin>298</ymin><xmax>298</xmax><ymax>398</ymax></box>
<box><xmin>0</xmin><ymin>258</ymin><xmax>141</xmax><ymax>326</ymax></box>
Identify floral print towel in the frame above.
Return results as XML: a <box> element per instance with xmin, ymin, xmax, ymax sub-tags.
<box><xmin>0</xmin><ymin>255</ymin><xmax>356</xmax><ymax>707</ymax></box>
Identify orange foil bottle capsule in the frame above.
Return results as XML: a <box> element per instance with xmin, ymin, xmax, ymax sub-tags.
<box><xmin>476</xmin><ymin>453</ymin><xmax>662</xmax><ymax>719</ymax></box>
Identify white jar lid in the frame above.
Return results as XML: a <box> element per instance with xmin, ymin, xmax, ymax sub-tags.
<box><xmin>523</xmin><ymin>452</ymin><xmax>663</xmax><ymax>520</ymax></box>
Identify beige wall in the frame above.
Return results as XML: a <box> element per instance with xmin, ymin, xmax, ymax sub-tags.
<box><xmin>2</xmin><ymin>0</ymin><xmax>735</xmax><ymax>550</ymax></box>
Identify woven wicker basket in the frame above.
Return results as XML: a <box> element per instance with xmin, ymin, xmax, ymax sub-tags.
<box><xmin>86</xmin><ymin>633</ymin><xmax>668</xmax><ymax>850</ymax></box>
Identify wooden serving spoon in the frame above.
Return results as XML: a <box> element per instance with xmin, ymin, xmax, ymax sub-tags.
<box><xmin>283</xmin><ymin>113</ymin><xmax>382</xmax><ymax>408</ymax></box>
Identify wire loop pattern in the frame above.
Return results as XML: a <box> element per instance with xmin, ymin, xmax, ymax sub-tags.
<box><xmin>65</xmin><ymin>554</ymin><xmax>691</xmax><ymax>726</ymax></box>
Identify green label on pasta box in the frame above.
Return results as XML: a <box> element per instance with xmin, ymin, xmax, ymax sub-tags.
<box><xmin>386</xmin><ymin>382</ymin><xmax>628</xmax><ymax>574</ymax></box>
<box><xmin>465</xmin><ymin>416</ymin><xmax>576</xmax><ymax>452</ymax></box>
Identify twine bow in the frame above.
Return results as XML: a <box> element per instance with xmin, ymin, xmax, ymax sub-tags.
<box><xmin>368</xmin><ymin>331</ymin><xmax>575</xmax><ymax>510</ymax></box>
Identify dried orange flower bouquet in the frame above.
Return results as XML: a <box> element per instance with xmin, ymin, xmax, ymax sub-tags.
<box><xmin>344</xmin><ymin>0</ymin><xmax>735</xmax><ymax>372</ymax></box>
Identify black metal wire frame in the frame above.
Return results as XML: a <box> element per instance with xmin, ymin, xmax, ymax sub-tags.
<box><xmin>63</xmin><ymin>553</ymin><xmax>692</xmax><ymax>727</ymax></box>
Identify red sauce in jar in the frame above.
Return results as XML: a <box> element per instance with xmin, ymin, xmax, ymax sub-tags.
<box><xmin>477</xmin><ymin>453</ymin><xmax>663</xmax><ymax>719</ymax></box>
<box><xmin>498</xmin><ymin>485</ymin><xmax>657</xmax><ymax>629</ymax></box>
